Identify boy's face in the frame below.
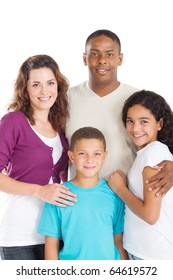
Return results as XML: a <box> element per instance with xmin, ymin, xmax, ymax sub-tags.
<box><xmin>68</xmin><ymin>138</ymin><xmax>107</xmax><ymax>179</ymax></box>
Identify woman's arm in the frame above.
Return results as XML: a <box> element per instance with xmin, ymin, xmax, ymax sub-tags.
<box><xmin>108</xmin><ymin>168</ymin><xmax>162</xmax><ymax>224</ymax></box>
<box><xmin>0</xmin><ymin>173</ymin><xmax>77</xmax><ymax>206</ymax></box>
<box><xmin>45</xmin><ymin>236</ymin><xmax>59</xmax><ymax>260</ymax></box>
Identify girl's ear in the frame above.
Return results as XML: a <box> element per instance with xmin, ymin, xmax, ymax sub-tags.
<box><xmin>67</xmin><ymin>150</ymin><xmax>75</xmax><ymax>163</ymax></box>
<box><xmin>158</xmin><ymin>118</ymin><xmax>163</xmax><ymax>131</ymax></box>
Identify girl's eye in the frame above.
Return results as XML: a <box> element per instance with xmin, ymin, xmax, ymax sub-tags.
<box><xmin>141</xmin><ymin>120</ymin><xmax>148</xmax><ymax>124</ymax></box>
<box><xmin>126</xmin><ymin>119</ymin><xmax>133</xmax><ymax>123</ymax></box>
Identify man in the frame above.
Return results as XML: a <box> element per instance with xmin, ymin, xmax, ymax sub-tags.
<box><xmin>66</xmin><ymin>29</ymin><xmax>173</xmax><ymax>196</ymax></box>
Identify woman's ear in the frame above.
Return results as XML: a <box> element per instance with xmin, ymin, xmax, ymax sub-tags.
<box><xmin>67</xmin><ymin>150</ymin><xmax>75</xmax><ymax>163</ymax></box>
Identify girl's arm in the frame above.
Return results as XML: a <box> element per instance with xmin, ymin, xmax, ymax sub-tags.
<box><xmin>45</xmin><ymin>236</ymin><xmax>60</xmax><ymax>260</ymax></box>
<box><xmin>0</xmin><ymin>173</ymin><xmax>77</xmax><ymax>207</ymax></box>
<box><xmin>108</xmin><ymin>168</ymin><xmax>162</xmax><ymax>224</ymax></box>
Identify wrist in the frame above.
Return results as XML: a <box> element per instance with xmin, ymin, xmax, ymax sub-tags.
<box><xmin>33</xmin><ymin>184</ymin><xmax>42</xmax><ymax>198</ymax></box>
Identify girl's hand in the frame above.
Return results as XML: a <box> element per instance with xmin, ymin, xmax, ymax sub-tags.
<box><xmin>108</xmin><ymin>170</ymin><xmax>127</xmax><ymax>194</ymax></box>
<box><xmin>36</xmin><ymin>183</ymin><xmax>77</xmax><ymax>207</ymax></box>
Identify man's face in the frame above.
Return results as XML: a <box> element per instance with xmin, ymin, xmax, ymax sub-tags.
<box><xmin>83</xmin><ymin>35</ymin><xmax>123</xmax><ymax>86</ymax></box>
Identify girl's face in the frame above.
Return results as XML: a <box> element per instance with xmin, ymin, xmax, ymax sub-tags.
<box><xmin>27</xmin><ymin>67</ymin><xmax>58</xmax><ymax>113</ymax></box>
<box><xmin>125</xmin><ymin>104</ymin><xmax>162</xmax><ymax>150</ymax></box>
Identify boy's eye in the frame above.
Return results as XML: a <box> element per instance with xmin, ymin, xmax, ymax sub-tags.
<box><xmin>78</xmin><ymin>152</ymin><xmax>85</xmax><ymax>156</ymax></box>
<box><xmin>95</xmin><ymin>152</ymin><xmax>101</xmax><ymax>156</ymax></box>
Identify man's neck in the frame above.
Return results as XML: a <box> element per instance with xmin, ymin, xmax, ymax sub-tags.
<box><xmin>89</xmin><ymin>80</ymin><xmax>120</xmax><ymax>97</ymax></box>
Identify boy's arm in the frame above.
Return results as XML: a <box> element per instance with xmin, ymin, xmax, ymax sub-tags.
<box><xmin>45</xmin><ymin>236</ymin><xmax>60</xmax><ymax>260</ymax></box>
<box><xmin>114</xmin><ymin>233</ymin><xmax>128</xmax><ymax>260</ymax></box>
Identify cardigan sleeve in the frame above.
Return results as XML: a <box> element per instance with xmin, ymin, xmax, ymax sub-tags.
<box><xmin>0</xmin><ymin>112</ymin><xmax>19</xmax><ymax>172</ymax></box>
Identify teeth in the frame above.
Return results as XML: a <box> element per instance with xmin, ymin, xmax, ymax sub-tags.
<box><xmin>38</xmin><ymin>97</ymin><xmax>50</xmax><ymax>101</ymax></box>
<box><xmin>134</xmin><ymin>135</ymin><xmax>142</xmax><ymax>137</ymax></box>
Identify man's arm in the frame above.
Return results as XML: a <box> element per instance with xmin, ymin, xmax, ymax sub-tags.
<box><xmin>146</xmin><ymin>160</ymin><xmax>173</xmax><ymax>197</ymax></box>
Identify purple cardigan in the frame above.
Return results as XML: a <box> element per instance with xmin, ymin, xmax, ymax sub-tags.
<box><xmin>0</xmin><ymin>111</ymin><xmax>69</xmax><ymax>184</ymax></box>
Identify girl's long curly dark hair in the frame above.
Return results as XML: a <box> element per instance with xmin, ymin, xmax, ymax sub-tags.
<box><xmin>8</xmin><ymin>54</ymin><xmax>69</xmax><ymax>132</ymax></box>
<box><xmin>122</xmin><ymin>90</ymin><xmax>173</xmax><ymax>154</ymax></box>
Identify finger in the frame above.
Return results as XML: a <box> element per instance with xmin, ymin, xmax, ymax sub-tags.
<box><xmin>57</xmin><ymin>192</ymin><xmax>77</xmax><ymax>202</ymax></box>
<box><xmin>146</xmin><ymin>172</ymin><xmax>164</xmax><ymax>184</ymax></box>
<box><xmin>55</xmin><ymin>198</ymin><xmax>75</xmax><ymax>207</ymax></box>
<box><xmin>60</xmin><ymin>189</ymin><xmax>77</xmax><ymax>198</ymax></box>
<box><xmin>155</xmin><ymin>183</ymin><xmax>168</xmax><ymax>197</ymax></box>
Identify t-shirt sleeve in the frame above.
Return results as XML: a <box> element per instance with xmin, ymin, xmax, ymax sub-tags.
<box><xmin>113</xmin><ymin>195</ymin><xmax>125</xmax><ymax>234</ymax></box>
<box><xmin>139</xmin><ymin>142</ymin><xmax>173</xmax><ymax>171</ymax></box>
<box><xmin>37</xmin><ymin>202</ymin><xmax>62</xmax><ymax>238</ymax></box>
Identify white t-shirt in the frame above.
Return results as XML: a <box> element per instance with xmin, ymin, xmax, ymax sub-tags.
<box><xmin>66</xmin><ymin>81</ymin><xmax>138</xmax><ymax>180</ymax></box>
<box><xmin>0</xmin><ymin>132</ymin><xmax>62</xmax><ymax>246</ymax></box>
<box><xmin>124</xmin><ymin>141</ymin><xmax>173</xmax><ymax>259</ymax></box>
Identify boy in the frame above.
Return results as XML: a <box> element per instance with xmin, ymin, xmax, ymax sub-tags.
<box><xmin>37</xmin><ymin>127</ymin><xmax>127</xmax><ymax>260</ymax></box>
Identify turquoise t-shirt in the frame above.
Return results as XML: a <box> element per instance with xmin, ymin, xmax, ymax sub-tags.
<box><xmin>37</xmin><ymin>179</ymin><xmax>124</xmax><ymax>260</ymax></box>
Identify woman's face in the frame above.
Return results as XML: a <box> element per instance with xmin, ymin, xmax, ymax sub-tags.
<box><xmin>27</xmin><ymin>67</ymin><xmax>58</xmax><ymax>113</ymax></box>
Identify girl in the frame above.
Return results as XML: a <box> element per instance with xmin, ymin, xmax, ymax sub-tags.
<box><xmin>108</xmin><ymin>89</ymin><xmax>173</xmax><ymax>259</ymax></box>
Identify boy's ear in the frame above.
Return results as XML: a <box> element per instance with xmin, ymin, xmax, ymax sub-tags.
<box><xmin>104</xmin><ymin>151</ymin><xmax>108</xmax><ymax>161</ymax></box>
<box><xmin>67</xmin><ymin>150</ymin><xmax>75</xmax><ymax>163</ymax></box>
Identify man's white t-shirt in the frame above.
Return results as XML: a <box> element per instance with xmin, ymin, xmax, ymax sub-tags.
<box><xmin>66</xmin><ymin>81</ymin><xmax>138</xmax><ymax>179</ymax></box>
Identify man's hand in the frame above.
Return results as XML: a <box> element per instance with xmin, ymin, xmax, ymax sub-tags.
<box><xmin>146</xmin><ymin>160</ymin><xmax>173</xmax><ymax>197</ymax></box>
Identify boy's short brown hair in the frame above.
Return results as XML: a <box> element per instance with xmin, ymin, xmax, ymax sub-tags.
<box><xmin>69</xmin><ymin>127</ymin><xmax>106</xmax><ymax>151</ymax></box>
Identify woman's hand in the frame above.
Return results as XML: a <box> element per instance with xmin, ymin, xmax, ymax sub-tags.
<box><xmin>108</xmin><ymin>170</ymin><xmax>127</xmax><ymax>194</ymax></box>
<box><xmin>35</xmin><ymin>183</ymin><xmax>77</xmax><ymax>207</ymax></box>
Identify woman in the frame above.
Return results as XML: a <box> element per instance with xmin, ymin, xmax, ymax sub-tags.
<box><xmin>0</xmin><ymin>54</ymin><xmax>76</xmax><ymax>260</ymax></box>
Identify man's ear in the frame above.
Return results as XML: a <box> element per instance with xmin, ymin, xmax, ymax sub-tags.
<box><xmin>118</xmin><ymin>53</ymin><xmax>123</xmax><ymax>66</ymax></box>
<box><xmin>83</xmin><ymin>53</ymin><xmax>87</xmax><ymax>66</ymax></box>
<box><xmin>68</xmin><ymin>150</ymin><xmax>75</xmax><ymax>163</ymax></box>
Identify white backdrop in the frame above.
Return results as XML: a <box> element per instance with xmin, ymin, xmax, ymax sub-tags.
<box><xmin>0</xmin><ymin>0</ymin><xmax>173</xmax><ymax>272</ymax></box>
<box><xmin>0</xmin><ymin>0</ymin><xmax>173</xmax><ymax>118</ymax></box>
